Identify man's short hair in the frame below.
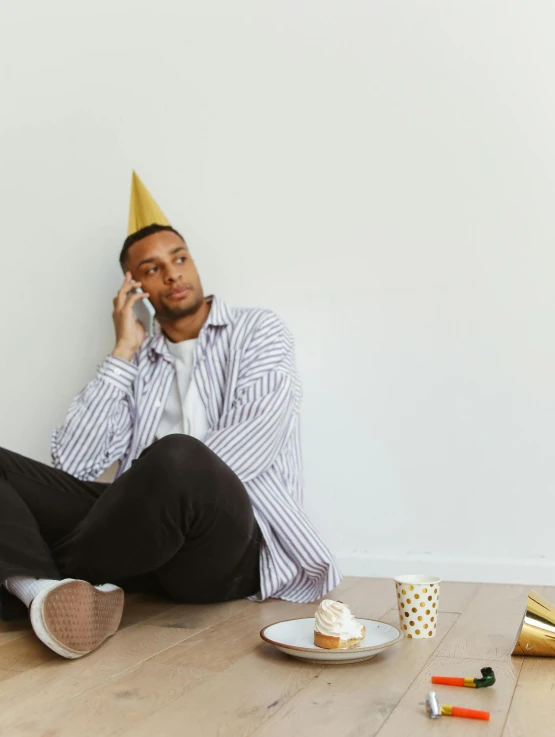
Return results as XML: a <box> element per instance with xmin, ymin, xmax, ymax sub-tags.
<box><xmin>119</xmin><ymin>224</ymin><xmax>184</xmax><ymax>269</ymax></box>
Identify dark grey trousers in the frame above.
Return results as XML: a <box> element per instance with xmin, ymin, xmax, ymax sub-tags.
<box><xmin>0</xmin><ymin>434</ymin><xmax>261</xmax><ymax>620</ymax></box>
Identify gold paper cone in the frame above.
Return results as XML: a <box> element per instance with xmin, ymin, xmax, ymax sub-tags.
<box><xmin>128</xmin><ymin>171</ymin><xmax>170</xmax><ymax>236</ymax></box>
<box><xmin>512</xmin><ymin>590</ymin><xmax>555</xmax><ymax>657</ymax></box>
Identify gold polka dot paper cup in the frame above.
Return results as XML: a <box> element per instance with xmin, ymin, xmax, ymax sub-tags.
<box><xmin>394</xmin><ymin>575</ymin><xmax>441</xmax><ymax>639</ymax></box>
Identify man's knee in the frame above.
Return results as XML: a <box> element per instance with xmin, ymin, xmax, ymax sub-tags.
<box><xmin>139</xmin><ymin>434</ymin><xmax>239</xmax><ymax>507</ymax></box>
<box><xmin>148</xmin><ymin>434</ymin><xmax>208</xmax><ymax>466</ymax></box>
<box><xmin>141</xmin><ymin>434</ymin><xmax>218</xmax><ymax>487</ymax></box>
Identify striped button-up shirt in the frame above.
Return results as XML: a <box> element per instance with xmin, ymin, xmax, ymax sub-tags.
<box><xmin>52</xmin><ymin>295</ymin><xmax>341</xmax><ymax>602</ymax></box>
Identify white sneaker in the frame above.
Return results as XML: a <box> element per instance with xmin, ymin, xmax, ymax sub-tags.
<box><xmin>29</xmin><ymin>579</ymin><xmax>124</xmax><ymax>659</ymax></box>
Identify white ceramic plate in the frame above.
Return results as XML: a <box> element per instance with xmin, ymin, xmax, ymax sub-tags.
<box><xmin>260</xmin><ymin>617</ymin><xmax>402</xmax><ymax>664</ymax></box>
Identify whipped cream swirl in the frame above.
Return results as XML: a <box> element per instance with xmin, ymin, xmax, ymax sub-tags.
<box><xmin>314</xmin><ymin>599</ymin><xmax>363</xmax><ymax>639</ymax></box>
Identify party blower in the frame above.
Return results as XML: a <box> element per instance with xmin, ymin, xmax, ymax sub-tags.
<box><xmin>432</xmin><ymin>666</ymin><xmax>496</xmax><ymax>688</ymax></box>
<box><xmin>422</xmin><ymin>692</ymin><xmax>490</xmax><ymax>721</ymax></box>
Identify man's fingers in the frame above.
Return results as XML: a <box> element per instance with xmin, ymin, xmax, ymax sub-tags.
<box><xmin>114</xmin><ymin>274</ymin><xmax>132</xmax><ymax>306</ymax></box>
<box><xmin>115</xmin><ymin>274</ymin><xmax>142</xmax><ymax>310</ymax></box>
<box><xmin>121</xmin><ymin>291</ymin><xmax>150</xmax><ymax>311</ymax></box>
<box><xmin>113</xmin><ymin>291</ymin><xmax>149</xmax><ymax>317</ymax></box>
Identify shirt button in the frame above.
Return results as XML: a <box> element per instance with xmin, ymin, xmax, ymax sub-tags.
<box><xmin>155</xmin><ymin>400</ymin><xmax>162</xmax><ymax>407</ymax></box>
<box><xmin>113</xmin><ymin>368</ymin><xmax>122</xmax><ymax>376</ymax></box>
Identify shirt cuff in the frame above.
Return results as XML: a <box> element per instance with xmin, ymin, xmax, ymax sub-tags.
<box><xmin>97</xmin><ymin>355</ymin><xmax>138</xmax><ymax>392</ymax></box>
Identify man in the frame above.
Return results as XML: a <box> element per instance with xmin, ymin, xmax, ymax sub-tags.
<box><xmin>0</xmin><ymin>172</ymin><xmax>341</xmax><ymax>659</ymax></box>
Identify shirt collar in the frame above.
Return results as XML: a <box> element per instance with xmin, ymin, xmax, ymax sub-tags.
<box><xmin>147</xmin><ymin>294</ymin><xmax>231</xmax><ymax>361</ymax></box>
<box><xmin>205</xmin><ymin>294</ymin><xmax>232</xmax><ymax>327</ymax></box>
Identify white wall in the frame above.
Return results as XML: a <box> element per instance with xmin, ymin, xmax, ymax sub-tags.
<box><xmin>1</xmin><ymin>0</ymin><xmax>554</xmax><ymax>585</ymax></box>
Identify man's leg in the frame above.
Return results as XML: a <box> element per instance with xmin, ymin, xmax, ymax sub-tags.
<box><xmin>54</xmin><ymin>434</ymin><xmax>261</xmax><ymax>604</ymax></box>
<box><xmin>0</xmin><ymin>446</ymin><xmax>106</xmax><ymax>585</ymax></box>
<box><xmin>0</xmin><ymin>447</ymin><xmax>124</xmax><ymax>657</ymax></box>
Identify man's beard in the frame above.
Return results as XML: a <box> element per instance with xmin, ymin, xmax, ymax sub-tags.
<box><xmin>157</xmin><ymin>293</ymin><xmax>204</xmax><ymax>321</ymax></box>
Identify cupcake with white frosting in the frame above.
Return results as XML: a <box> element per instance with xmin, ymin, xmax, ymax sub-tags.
<box><xmin>314</xmin><ymin>599</ymin><xmax>366</xmax><ymax>649</ymax></box>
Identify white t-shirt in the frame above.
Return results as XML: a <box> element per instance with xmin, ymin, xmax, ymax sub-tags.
<box><xmin>155</xmin><ymin>338</ymin><xmax>210</xmax><ymax>441</ymax></box>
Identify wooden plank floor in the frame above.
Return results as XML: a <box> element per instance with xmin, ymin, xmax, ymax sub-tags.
<box><xmin>0</xmin><ymin>578</ymin><xmax>552</xmax><ymax>736</ymax></box>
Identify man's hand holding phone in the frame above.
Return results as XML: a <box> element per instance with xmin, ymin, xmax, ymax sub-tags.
<box><xmin>111</xmin><ymin>272</ymin><xmax>151</xmax><ymax>362</ymax></box>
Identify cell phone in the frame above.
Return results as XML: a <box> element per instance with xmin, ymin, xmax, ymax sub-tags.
<box><xmin>132</xmin><ymin>287</ymin><xmax>156</xmax><ymax>337</ymax></box>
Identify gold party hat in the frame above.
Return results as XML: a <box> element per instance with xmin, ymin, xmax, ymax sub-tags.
<box><xmin>128</xmin><ymin>171</ymin><xmax>170</xmax><ymax>236</ymax></box>
<box><xmin>512</xmin><ymin>591</ymin><xmax>555</xmax><ymax>657</ymax></box>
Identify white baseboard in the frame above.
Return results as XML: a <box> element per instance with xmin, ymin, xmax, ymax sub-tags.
<box><xmin>336</xmin><ymin>552</ymin><xmax>555</xmax><ymax>587</ymax></box>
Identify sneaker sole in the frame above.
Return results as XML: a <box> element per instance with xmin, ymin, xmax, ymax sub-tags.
<box><xmin>30</xmin><ymin>579</ymin><xmax>124</xmax><ymax>659</ymax></box>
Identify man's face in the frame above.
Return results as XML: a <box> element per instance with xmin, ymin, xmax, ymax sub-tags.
<box><xmin>124</xmin><ymin>230</ymin><xmax>205</xmax><ymax>322</ymax></box>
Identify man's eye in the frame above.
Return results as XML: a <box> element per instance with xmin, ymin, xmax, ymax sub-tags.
<box><xmin>176</xmin><ymin>257</ymin><xmax>186</xmax><ymax>263</ymax></box>
<box><xmin>146</xmin><ymin>267</ymin><xmax>157</xmax><ymax>275</ymax></box>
